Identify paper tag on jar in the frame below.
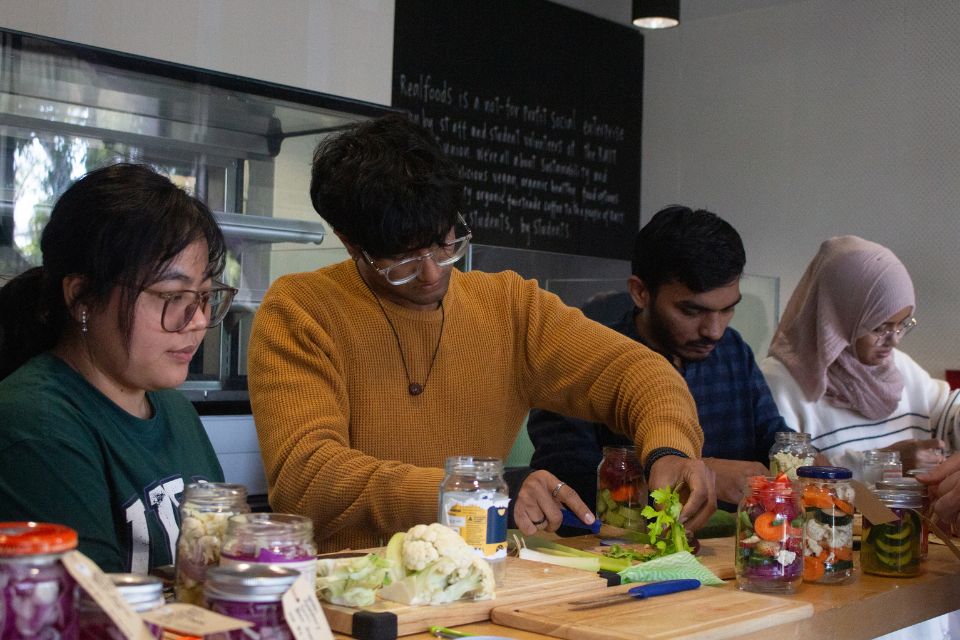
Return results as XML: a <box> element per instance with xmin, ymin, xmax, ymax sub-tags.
<box><xmin>61</xmin><ymin>551</ymin><xmax>156</xmax><ymax>640</ymax></box>
<box><xmin>282</xmin><ymin>573</ymin><xmax>334</xmax><ymax>640</ymax></box>
<box><xmin>850</xmin><ymin>480</ymin><xmax>898</xmax><ymax>524</ymax></box>
<box><xmin>140</xmin><ymin>603</ymin><xmax>253</xmax><ymax>635</ymax></box>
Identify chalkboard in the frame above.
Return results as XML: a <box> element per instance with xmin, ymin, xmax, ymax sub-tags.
<box><xmin>392</xmin><ymin>0</ymin><xmax>643</xmax><ymax>260</ymax></box>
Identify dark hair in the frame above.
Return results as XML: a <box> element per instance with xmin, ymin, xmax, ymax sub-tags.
<box><xmin>632</xmin><ymin>205</ymin><xmax>745</xmax><ymax>294</ymax></box>
<box><xmin>309</xmin><ymin>113</ymin><xmax>464</xmax><ymax>257</ymax></box>
<box><xmin>0</xmin><ymin>163</ymin><xmax>226</xmax><ymax>379</ymax></box>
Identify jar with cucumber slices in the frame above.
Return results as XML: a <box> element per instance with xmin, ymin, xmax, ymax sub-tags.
<box><xmin>596</xmin><ymin>446</ymin><xmax>646</xmax><ymax>532</ymax></box>
<box><xmin>861</xmin><ymin>490</ymin><xmax>922</xmax><ymax>578</ymax></box>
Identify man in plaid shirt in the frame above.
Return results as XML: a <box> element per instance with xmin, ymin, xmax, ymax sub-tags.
<box><xmin>528</xmin><ymin>206</ymin><xmax>791</xmax><ymax>513</ymax></box>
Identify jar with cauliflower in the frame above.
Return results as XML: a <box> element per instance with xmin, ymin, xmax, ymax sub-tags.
<box><xmin>769</xmin><ymin>431</ymin><xmax>816</xmax><ymax>480</ymax></box>
<box><xmin>797</xmin><ymin>466</ymin><xmax>855</xmax><ymax>584</ymax></box>
<box><xmin>174</xmin><ymin>482</ymin><xmax>249</xmax><ymax>605</ymax></box>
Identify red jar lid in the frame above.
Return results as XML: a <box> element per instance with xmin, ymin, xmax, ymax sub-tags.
<box><xmin>0</xmin><ymin>522</ymin><xmax>78</xmax><ymax>555</ymax></box>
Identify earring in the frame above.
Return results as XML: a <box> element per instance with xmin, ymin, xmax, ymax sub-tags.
<box><xmin>80</xmin><ymin>309</ymin><xmax>88</xmax><ymax>334</ymax></box>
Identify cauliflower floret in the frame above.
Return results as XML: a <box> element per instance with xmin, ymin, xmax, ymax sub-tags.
<box><xmin>776</xmin><ymin>549</ymin><xmax>797</xmax><ymax>567</ymax></box>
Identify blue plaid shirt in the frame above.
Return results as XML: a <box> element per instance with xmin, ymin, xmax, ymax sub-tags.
<box><xmin>528</xmin><ymin>307</ymin><xmax>790</xmax><ymax>510</ymax></box>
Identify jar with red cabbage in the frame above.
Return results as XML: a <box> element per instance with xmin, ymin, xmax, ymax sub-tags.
<box><xmin>736</xmin><ymin>475</ymin><xmax>804</xmax><ymax>594</ymax></box>
<box><xmin>0</xmin><ymin>521</ymin><xmax>79</xmax><ymax>639</ymax></box>
<box><xmin>174</xmin><ymin>482</ymin><xmax>250</xmax><ymax>605</ymax></box>
<box><xmin>220</xmin><ymin>513</ymin><xmax>317</xmax><ymax>590</ymax></box>
<box><xmin>79</xmin><ymin>574</ymin><xmax>164</xmax><ymax>639</ymax></box>
<box><xmin>204</xmin><ymin>564</ymin><xmax>299</xmax><ymax>640</ymax></box>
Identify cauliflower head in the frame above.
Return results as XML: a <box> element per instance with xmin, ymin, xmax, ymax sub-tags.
<box><xmin>380</xmin><ymin>523</ymin><xmax>495</xmax><ymax>606</ymax></box>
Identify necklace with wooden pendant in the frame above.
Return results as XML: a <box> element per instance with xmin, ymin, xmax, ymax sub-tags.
<box><xmin>361</xmin><ymin>270</ymin><xmax>446</xmax><ymax>396</ymax></box>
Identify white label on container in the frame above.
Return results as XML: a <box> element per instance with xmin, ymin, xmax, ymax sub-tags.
<box><xmin>440</xmin><ymin>491</ymin><xmax>510</xmax><ymax>560</ymax></box>
<box><xmin>219</xmin><ymin>556</ymin><xmax>318</xmax><ymax>591</ymax></box>
<box><xmin>282</xmin><ymin>573</ymin><xmax>334</xmax><ymax>640</ymax></box>
<box><xmin>140</xmin><ymin>603</ymin><xmax>253</xmax><ymax>635</ymax></box>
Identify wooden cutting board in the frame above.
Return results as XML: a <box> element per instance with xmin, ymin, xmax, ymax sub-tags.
<box><xmin>490</xmin><ymin>582</ymin><xmax>814</xmax><ymax>640</ymax></box>
<box><xmin>320</xmin><ymin>556</ymin><xmax>607</xmax><ymax>637</ymax></box>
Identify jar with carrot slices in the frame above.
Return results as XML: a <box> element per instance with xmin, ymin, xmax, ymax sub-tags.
<box><xmin>596</xmin><ymin>446</ymin><xmax>646</xmax><ymax>532</ymax></box>
<box><xmin>797</xmin><ymin>466</ymin><xmax>855</xmax><ymax>584</ymax></box>
<box><xmin>735</xmin><ymin>474</ymin><xmax>804</xmax><ymax>594</ymax></box>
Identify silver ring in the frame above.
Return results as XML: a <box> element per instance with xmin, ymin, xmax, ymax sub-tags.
<box><xmin>552</xmin><ymin>481</ymin><xmax>567</xmax><ymax>499</ymax></box>
<box><xmin>531</xmin><ymin>516</ymin><xmax>547</xmax><ymax>526</ymax></box>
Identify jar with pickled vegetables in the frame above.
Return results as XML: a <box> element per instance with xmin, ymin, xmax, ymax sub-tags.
<box><xmin>861</xmin><ymin>490</ymin><xmax>922</xmax><ymax>577</ymax></box>
<box><xmin>876</xmin><ymin>477</ymin><xmax>929</xmax><ymax>559</ymax></box>
<box><xmin>797</xmin><ymin>466</ymin><xmax>855</xmax><ymax>584</ymax></box>
<box><xmin>769</xmin><ymin>431</ymin><xmax>816</xmax><ymax>480</ymax></box>
<box><xmin>736</xmin><ymin>475</ymin><xmax>804</xmax><ymax>594</ymax></box>
<box><xmin>0</xmin><ymin>522</ymin><xmax>79</xmax><ymax>640</ymax></box>
<box><xmin>204</xmin><ymin>564</ymin><xmax>298</xmax><ymax>640</ymax></box>
<box><xmin>174</xmin><ymin>482</ymin><xmax>250</xmax><ymax>605</ymax></box>
<box><xmin>596</xmin><ymin>446</ymin><xmax>646</xmax><ymax>532</ymax></box>
<box><xmin>79</xmin><ymin>574</ymin><xmax>164</xmax><ymax>640</ymax></box>
<box><xmin>220</xmin><ymin>513</ymin><xmax>317</xmax><ymax>590</ymax></box>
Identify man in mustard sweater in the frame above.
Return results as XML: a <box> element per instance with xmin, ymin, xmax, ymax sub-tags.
<box><xmin>248</xmin><ymin>114</ymin><xmax>716</xmax><ymax>553</ymax></box>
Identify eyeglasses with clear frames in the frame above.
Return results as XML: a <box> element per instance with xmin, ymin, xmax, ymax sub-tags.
<box><xmin>361</xmin><ymin>214</ymin><xmax>472</xmax><ymax>286</ymax></box>
<box><xmin>140</xmin><ymin>282</ymin><xmax>238</xmax><ymax>332</ymax></box>
<box><xmin>872</xmin><ymin>316</ymin><xmax>917</xmax><ymax>346</ymax></box>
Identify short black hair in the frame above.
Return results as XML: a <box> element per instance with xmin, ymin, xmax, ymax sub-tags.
<box><xmin>309</xmin><ymin>113</ymin><xmax>464</xmax><ymax>258</ymax></box>
<box><xmin>0</xmin><ymin>163</ymin><xmax>226</xmax><ymax>379</ymax></box>
<box><xmin>632</xmin><ymin>205</ymin><xmax>745</xmax><ymax>294</ymax></box>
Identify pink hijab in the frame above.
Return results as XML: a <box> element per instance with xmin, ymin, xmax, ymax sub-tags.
<box><xmin>767</xmin><ymin>236</ymin><xmax>915</xmax><ymax>420</ymax></box>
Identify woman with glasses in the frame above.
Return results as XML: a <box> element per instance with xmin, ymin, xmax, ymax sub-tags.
<box><xmin>0</xmin><ymin>163</ymin><xmax>234</xmax><ymax>573</ymax></box>
<box><xmin>760</xmin><ymin>235</ymin><xmax>957</xmax><ymax>478</ymax></box>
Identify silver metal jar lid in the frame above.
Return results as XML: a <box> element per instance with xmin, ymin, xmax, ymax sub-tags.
<box><xmin>80</xmin><ymin>573</ymin><xmax>164</xmax><ymax>612</ymax></box>
<box><xmin>204</xmin><ymin>563</ymin><xmax>300</xmax><ymax>603</ymax></box>
<box><xmin>876</xmin><ymin>477</ymin><xmax>927</xmax><ymax>495</ymax></box>
<box><xmin>873</xmin><ymin>489</ymin><xmax>923</xmax><ymax>509</ymax></box>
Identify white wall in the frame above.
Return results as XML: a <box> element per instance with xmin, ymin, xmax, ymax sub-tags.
<box><xmin>641</xmin><ymin>0</ymin><xmax>960</xmax><ymax>376</ymax></box>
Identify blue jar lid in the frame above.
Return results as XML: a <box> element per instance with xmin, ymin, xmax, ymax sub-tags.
<box><xmin>796</xmin><ymin>465</ymin><xmax>852</xmax><ymax>479</ymax></box>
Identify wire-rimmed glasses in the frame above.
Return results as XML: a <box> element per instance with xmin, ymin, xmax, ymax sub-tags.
<box><xmin>362</xmin><ymin>214</ymin><xmax>472</xmax><ymax>286</ymax></box>
<box><xmin>872</xmin><ymin>316</ymin><xmax>917</xmax><ymax>346</ymax></box>
<box><xmin>141</xmin><ymin>282</ymin><xmax>238</xmax><ymax>332</ymax></box>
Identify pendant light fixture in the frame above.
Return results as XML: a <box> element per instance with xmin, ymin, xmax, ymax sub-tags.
<box><xmin>632</xmin><ymin>0</ymin><xmax>680</xmax><ymax>29</ymax></box>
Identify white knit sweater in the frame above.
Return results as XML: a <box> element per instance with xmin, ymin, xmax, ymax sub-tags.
<box><xmin>760</xmin><ymin>349</ymin><xmax>960</xmax><ymax>479</ymax></box>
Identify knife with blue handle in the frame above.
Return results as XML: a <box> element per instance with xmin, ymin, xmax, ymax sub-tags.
<box><xmin>567</xmin><ymin>579</ymin><xmax>701</xmax><ymax>609</ymax></box>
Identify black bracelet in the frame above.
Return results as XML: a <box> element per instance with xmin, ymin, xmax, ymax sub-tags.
<box><xmin>643</xmin><ymin>447</ymin><xmax>690</xmax><ymax>479</ymax></box>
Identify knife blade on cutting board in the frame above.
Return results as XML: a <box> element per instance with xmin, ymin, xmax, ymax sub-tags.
<box><xmin>567</xmin><ymin>579</ymin><xmax>701</xmax><ymax>609</ymax></box>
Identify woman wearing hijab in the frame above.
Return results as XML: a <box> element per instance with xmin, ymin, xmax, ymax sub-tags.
<box><xmin>760</xmin><ymin>235</ymin><xmax>958</xmax><ymax>478</ymax></box>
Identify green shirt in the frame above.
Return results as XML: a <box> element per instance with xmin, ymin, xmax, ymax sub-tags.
<box><xmin>0</xmin><ymin>353</ymin><xmax>224</xmax><ymax>572</ymax></box>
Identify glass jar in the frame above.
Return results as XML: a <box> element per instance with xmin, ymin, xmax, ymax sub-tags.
<box><xmin>861</xmin><ymin>490</ymin><xmax>922</xmax><ymax>577</ymax></box>
<box><xmin>0</xmin><ymin>522</ymin><xmax>79</xmax><ymax>640</ymax></box>
<box><xmin>438</xmin><ymin>456</ymin><xmax>509</xmax><ymax>583</ymax></box>
<box><xmin>596</xmin><ymin>446</ymin><xmax>646</xmax><ymax>532</ymax></box>
<box><xmin>876</xmin><ymin>477</ymin><xmax>930</xmax><ymax>560</ymax></box>
<box><xmin>861</xmin><ymin>450</ymin><xmax>902</xmax><ymax>488</ymax></box>
<box><xmin>735</xmin><ymin>476</ymin><xmax>804</xmax><ymax>594</ymax></box>
<box><xmin>174</xmin><ymin>482</ymin><xmax>250</xmax><ymax>605</ymax></box>
<box><xmin>220</xmin><ymin>513</ymin><xmax>318</xmax><ymax>590</ymax></box>
<box><xmin>79</xmin><ymin>574</ymin><xmax>164</xmax><ymax>640</ymax></box>
<box><xmin>204</xmin><ymin>564</ymin><xmax>298</xmax><ymax>640</ymax></box>
<box><xmin>797</xmin><ymin>466</ymin><xmax>855</xmax><ymax>584</ymax></box>
<box><xmin>768</xmin><ymin>431</ymin><xmax>816</xmax><ymax>480</ymax></box>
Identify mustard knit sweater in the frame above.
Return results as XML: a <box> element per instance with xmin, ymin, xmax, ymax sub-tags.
<box><xmin>248</xmin><ymin>260</ymin><xmax>701</xmax><ymax>552</ymax></box>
